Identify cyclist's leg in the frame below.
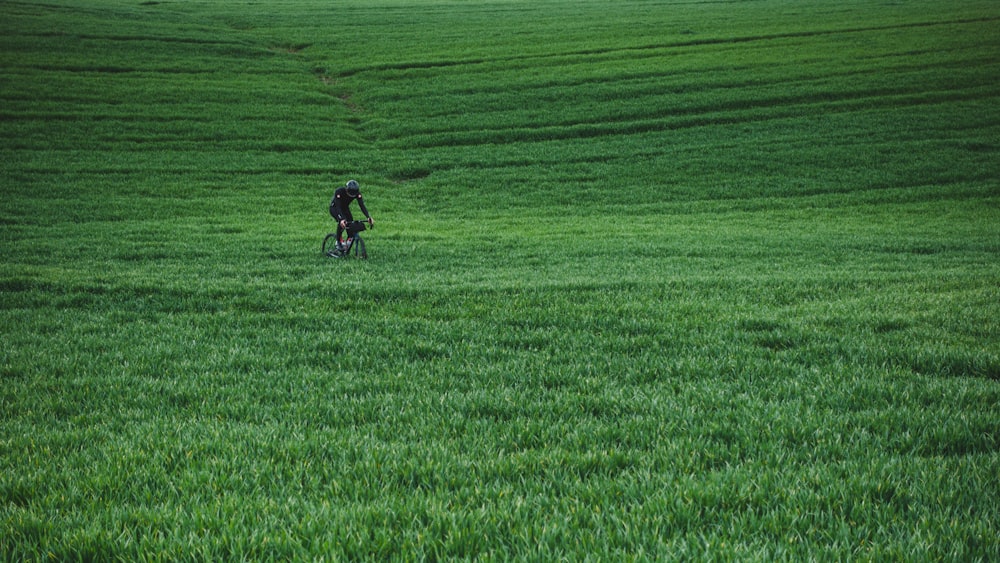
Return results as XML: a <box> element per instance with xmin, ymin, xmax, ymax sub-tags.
<box><xmin>339</xmin><ymin>210</ymin><xmax>354</xmax><ymax>242</ymax></box>
<box><xmin>330</xmin><ymin>204</ymin><xmax>344</xmax><ymax>241</ymax></box>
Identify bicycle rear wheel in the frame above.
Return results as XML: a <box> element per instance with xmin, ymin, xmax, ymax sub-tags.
<box><xmin>322</xmin><ymin>233</ymin><xmax>340</xmax><ymax>257</ymax></box>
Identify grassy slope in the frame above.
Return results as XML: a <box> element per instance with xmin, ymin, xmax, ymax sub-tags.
<box><xmin>2</xmin><ymin>0</ymin><xmax>999</xmax><ymax>559</ymax></box>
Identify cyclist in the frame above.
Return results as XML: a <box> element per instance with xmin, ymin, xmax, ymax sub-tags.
<box><xmin>329</xmin><ymin>179</ymin><xmax>374</xmax><ymax>250</ymax></box>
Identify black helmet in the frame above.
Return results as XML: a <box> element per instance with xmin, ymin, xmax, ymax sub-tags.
<box><xmin>346</xmin><ymin>179</ymin><xmax>360</xmax><ymax>196</ymax></box>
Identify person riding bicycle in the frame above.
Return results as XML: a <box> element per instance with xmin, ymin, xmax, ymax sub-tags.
<box><xmin>329</xmin><ymin>179</ymin><xmax>374</xmax><ymax>250</ymax></box>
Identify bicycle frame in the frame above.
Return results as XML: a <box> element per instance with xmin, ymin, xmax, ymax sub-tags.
<box><xmin>323</xmin><ymin>220</ymin><xmax>370</xmax><ymax>259</ymax></box>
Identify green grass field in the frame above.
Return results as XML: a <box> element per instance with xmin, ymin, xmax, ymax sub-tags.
<box><xmin>2</xmin><ymin>0</ymin><xmax>999</xmax><ymax>559</ymax></box>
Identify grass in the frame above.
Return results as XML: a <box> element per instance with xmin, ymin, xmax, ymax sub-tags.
<box><xmin>2</xmin><ymin>0</ymin><xmax>999</xmax><ymax>559</ymax></box>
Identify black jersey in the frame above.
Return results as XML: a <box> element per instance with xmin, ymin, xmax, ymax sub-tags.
<box><xmin>330</xmin><ymin>186</ymin><xmax>370</xmax><ymax>221</ymax></box>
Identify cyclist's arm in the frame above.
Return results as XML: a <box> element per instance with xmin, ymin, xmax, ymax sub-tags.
<box><xmin>357</xmin><ymin>196</ymin><xmax>371</xmax><ymax>219</ymax></box>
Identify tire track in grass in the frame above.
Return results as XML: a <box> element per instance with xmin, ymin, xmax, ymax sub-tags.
<box><xmin>377</xmin><ymin>75</ymin><xmax>1000</xmax><ymax>143</ymax></box>
<box><xmin>365</xmin><ymin>41</ymin><xmax>996</xmax><ymax>104</ymax></box>
<box><xmin>330</xmin><ymin>16</ymin><xmax>1000</xmax><ymax>79</ymax></box>
<box><xmin>349</xmin><ymin>13</ymin><xmax>999</xmax><ymax>155</ymax></box>
<box><xmin>385</xmin><ymin>88</ymin><xmax>1000</xmax><ymax>149</ymax></box>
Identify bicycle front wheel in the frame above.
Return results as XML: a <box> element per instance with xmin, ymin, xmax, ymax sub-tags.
<box><xmin>353</xmin><ymin>236</ymin><xmax>367</xmax><ymax>259</ymax></box>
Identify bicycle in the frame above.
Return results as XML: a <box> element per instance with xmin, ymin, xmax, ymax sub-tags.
<box><xmin>322</xmin><ymin>220</ymin><xmax>370</xmax><ymax>259</ymax></box>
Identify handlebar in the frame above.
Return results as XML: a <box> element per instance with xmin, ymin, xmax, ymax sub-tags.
<box><xmin>344</xmin><ymin>220</ymin><xmax>370</xmax><ymax>237</ymax></box>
